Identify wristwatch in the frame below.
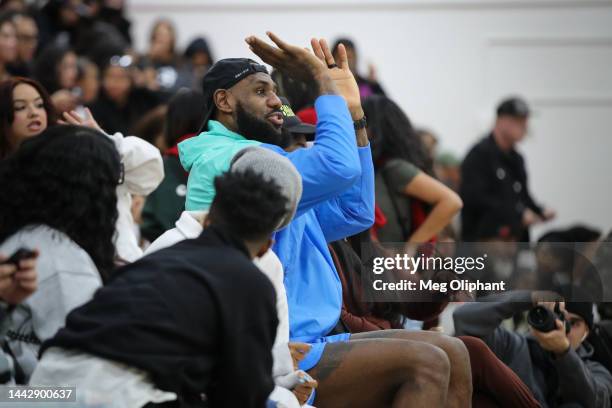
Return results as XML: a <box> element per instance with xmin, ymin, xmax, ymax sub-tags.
<box><xmin>353</xmin><ymin>115</ymin><xmax>367</xmax><ymax>130</ymax></box>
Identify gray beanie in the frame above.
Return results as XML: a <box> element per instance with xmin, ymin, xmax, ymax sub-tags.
<box><xmin>230</xmin><ymin>147</ymin><xmax>302</xmax><ymax>230</ymax></box>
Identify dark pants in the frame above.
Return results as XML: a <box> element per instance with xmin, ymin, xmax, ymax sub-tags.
<box><xmin>459</xmin><ymin>336</ymin><xmax>541</xmax><ymax>408</ymax></box>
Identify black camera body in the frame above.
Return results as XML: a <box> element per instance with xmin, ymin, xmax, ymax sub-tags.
<box><xmin>527</xmin><ymin>304</ymin><xmax>570</xmax><ymax>334</ymax></box>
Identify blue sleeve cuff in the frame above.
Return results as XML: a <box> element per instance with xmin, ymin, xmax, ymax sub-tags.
<box><xmin>314</xmin><ymin>95</ymin><xmax>350</xmax><ymax>119</ymax></box>
<box><xmin>358</xmin><ymin>145</ymin><xmax>371</xmax><ymax>154</ymax></box>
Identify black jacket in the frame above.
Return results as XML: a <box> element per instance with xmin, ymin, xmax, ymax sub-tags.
<box><xmin>460</xmin><ymin>133</ymin><xmax>543</xmax><ymax>241</ymax></box>
<box><xmin>41</xmin><ymin>227</ymin><xmax>278</xmax><ymax>408</ymax></box>
<box><xmin>454</xmin><ymin>291</ymin><xmax>612</xmax><ymax>408</ymax></box>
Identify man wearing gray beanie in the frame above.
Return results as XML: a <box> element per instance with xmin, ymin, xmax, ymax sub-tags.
<box><xmin>145</xmin><ymin>146</ymin><xmax>309</xmax><ymax>408</ymax></box>
<box><xmin>230</xmin><ymin>146</ymin><xmax>303</xmax><ymax>231</ymax></box>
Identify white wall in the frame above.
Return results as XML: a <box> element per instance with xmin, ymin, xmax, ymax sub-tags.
<box><xmin>125</xmin><ymin>0</ymin><xmax>612</xmax><ymax>236</ymax></box>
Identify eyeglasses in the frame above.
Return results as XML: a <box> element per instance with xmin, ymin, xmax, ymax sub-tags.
<box><xmin>109</xmin><ymin>55</ymin><xmax>133</xmax><ymax>69</ymax></box>
<box><xmin>118</xmin><ymin>163</ymin><xmax>125</xmax><ymax>185</ymax></box>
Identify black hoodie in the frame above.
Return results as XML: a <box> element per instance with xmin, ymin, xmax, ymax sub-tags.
<box><xmin>40</xmin><ymin>226</ymin><xmax>278</xmax><ymax>408</ymax></box>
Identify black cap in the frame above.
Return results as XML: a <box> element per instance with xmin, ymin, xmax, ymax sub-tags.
<box><xmin>496</xmin><ymin>97</ymin><xmax>530</xmax><ymax>118</ymax></box>
<box><xmin>279</xmin><ymin>97</ymin><xmax>316</xmax><ymax>141</ymax></box>
<box><xmin>558</xmin><ymin>285</ymin><xmax>595</xmax><ymax>330</ymax></box>
<box><xmin>198</xmin><ymin>58</ymin><xmax>269</xmax><ymax>133</ymax></box>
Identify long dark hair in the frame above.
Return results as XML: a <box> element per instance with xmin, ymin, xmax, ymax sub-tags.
<box><xmin>0</xmin><ymin>125</ymin><xmax>120</xmax><ymax>279</ymax></box>
<box><xmin>0</xmin><ymin>77</ymin><xmax>58</xmax><ymax>159</ymax></box>
<box><xmin>165</xmin><ymin>88</ymin><xmax>205</xmax><ymax>148</ymax></box>
<box><xmin>32</xmin><ymin>43</ymin><xmax>73</xmax><ymax>94</ymax></box>
<box><xmin>363</xmin><ymin>95</ymin><xmax>433</xmax><ymax>175</ymax></box>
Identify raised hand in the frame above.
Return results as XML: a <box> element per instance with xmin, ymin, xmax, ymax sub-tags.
<box><xmin>58</xmin><ymin>108</ymin><xmax>104</xmax><ymax>133</ymax></box>
<box><xmin>0</xmin><ymin>250</ymin><xmax>39</xmax><ymax>305</ymax></box>
<box><xmin>246</xmin><ymin>32</ymin><xmax>328</xmax><ymax>82</ymax></box>
<box><xmin>312</xmin><ymin>39</ymin><xmax>362</xmax><ymax>118</ymax></box>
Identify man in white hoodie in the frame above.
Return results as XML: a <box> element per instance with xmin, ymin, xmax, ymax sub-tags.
<box><xmin>146</xmin><ymin>146</ymin><xmax>313</xmax><ymax>407</ymax></box>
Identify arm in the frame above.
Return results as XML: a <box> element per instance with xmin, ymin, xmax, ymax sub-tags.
<box><xmin>314</xmin><ymin>145</ymin><xmax>375</xmax><ymax>242</ymax></box>
<box><xmin>453</xmin><ymin>291</ymin><xmax>534</xmax><ymax>360</ymax></box>
<box><xmin>523</xmin><ymin>186</ymin><xmax>544</xmax><ymax>217</ymax></box>
<box><xmin>249</xmin><ymin>33</ymin><xmax>364</xmax><ymax>214</ymax></box>
<box><xmin>265</xmin><ymin>96</ymin><xmax>360</xmax><ymax>215</ymax></box>
<box><xmin>221</xmin><ymin>277</ymin><xmax>278</xmax><ymax>408</ymax></box>
<box><xmin>28</xmin><ymin>254</ymin><xmax>102</xmax><ymax>341</ymax></box>
<box><xmin>404</xmin><ymin>173</ymin><xmax>462</xmax><ymax>244</ymax></box>
<box><xmin>253</xmin><ymin>251</ymin><xmax>294</xmax><ymax>379</ymax></box>
<box><xmin>453</xmin><ymin>290</ymin><xmax>533</xmax><ymax>337</ymax></box>
<box><xmin>554</xmin><ymin>350</ymin><xmax>612</xmax><ymax>408</ymax></box>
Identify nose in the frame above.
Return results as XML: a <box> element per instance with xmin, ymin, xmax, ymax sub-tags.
<box><xmin>268</xmin><ymin>93</ymin><xmax>282</xmax><ymax>110</ymax></box>
<box><xmin>27</xmin><ymin>105</ymin><xmax>39</xmax><ymax>118</ymax></box>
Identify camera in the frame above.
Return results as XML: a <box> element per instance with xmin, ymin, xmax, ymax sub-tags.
<box><xmin>527</xmin><ymin>303</ymin><xmax>570</xmax><ymax>333</ymax></box>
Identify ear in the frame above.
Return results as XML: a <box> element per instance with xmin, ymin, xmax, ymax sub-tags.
<box><xmin>213</xmin><ymin>89</ymin><xmax>234</xmax><ymax>114</ymax></box>
<box><xmin>256</xmin><ymin>238</ymin><xmax>273</xmax><ymax>258</ymax></box>
<box><xmin>583</xmin><ymin>326</ymin><xmax>590</xmax><ymax>341</ymax></box>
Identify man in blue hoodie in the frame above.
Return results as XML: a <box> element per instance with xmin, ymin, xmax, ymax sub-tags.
<box><xmin>179</xmin><ymin>32</ymin><xmax>470</xmax><ymax>407</ymax></box>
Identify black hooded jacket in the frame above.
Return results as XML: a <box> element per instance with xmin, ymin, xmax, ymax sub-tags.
<box><xmin>41</xmin><ymin>226</ymin><xmax>278</xmax><ymax>408</ymax></box>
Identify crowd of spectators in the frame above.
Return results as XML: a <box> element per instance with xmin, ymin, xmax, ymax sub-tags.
<box><xmin>1</xmin><ymin>1</ymin><xmax>611</xmax><ymax>407</ymax></box>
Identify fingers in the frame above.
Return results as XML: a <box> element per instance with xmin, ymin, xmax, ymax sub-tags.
<box><xmin>84</xmin><ymin>107</ymin><xmax>94</xmax><ymax>120</ymax></box>
<box><xmin>0</xmin><ymin>263</ymin><xmax>16</xmax><ymax>291</ymax></box>
<box><xmin>289</xmin><ymin>341</ymin><xmax>311</xmax><ymax>351</ymax></box>
<box><xmin>335</xmin><ymin>43</ymin><xmax>350</xmax><ymax>70</ymax></box>
<box><xmin>319</xmin><ymin>38</ymin><xmax>336</xmax><ymax>67</ymax></box>
<box><xmin>62</xmin><ymin>110</ymin><xmax>83</xmax><ymax>125</ymax></box>
<box><xmin>311</xmin><ymin>38</ymin><xmax>325</xmax><ymax>62</ymax></box>
<box><xmin>266</xmin><ymin>31</ymin><xmax>293</xmax><ymax>52</ymax></box>
<box><xmin>537</xmin><ymin>301</ymin><xmax>556</xmax><ymax>311</ymax></box>
<box><xmin>0</xmin><ymin>263</ymin><xmax>16</xmax><ymax>279</ymax></box>
<box><xmin>245</xmin><ymin>35</ymin><xmax>283</xmax><ymax>67</ymax></box>
<box><xmin>17</xmin><ymin>250</ymin><xmax>38</xmax><ymax>272</ymax></box>
<box><xmin>14</xmin><ymin>267</ymin><xmax>37</xmax><ymax>291</ymax></box>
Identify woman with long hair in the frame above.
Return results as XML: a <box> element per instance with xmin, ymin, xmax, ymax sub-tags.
<box><xmin>32</xmin><ymin>43</ymin><xmax>79</xmax><ymax>113</ymax></box>
<box><xmin>364</xmin><ymin>94</ymin><xmax>462</xmax><ymax>244</ymax></box>
<box><xmin>0</xmin><ymin>125</ymin><xmax>121</xmax><ymax>382</ymax></box>
<box><xmin>0</xmin><ymin>76</ymin><xmax>57</xmax><ymax>159</ymax></box>
<box><xmin>1</xmin><ymin>75</ymin><xmax>163</xmax><ymax>263</ymax></box>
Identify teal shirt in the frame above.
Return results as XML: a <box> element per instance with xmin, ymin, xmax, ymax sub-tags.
<box><xmin>178</xmin><ymin>120</ymin><xmax>260</xmax><ymax>211</ymax></box>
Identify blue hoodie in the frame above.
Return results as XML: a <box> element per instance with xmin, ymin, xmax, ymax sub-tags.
<box><xmin>179</xmin><ymin>95</ymin><xmax>375</xmax><ymax>368</ymax></box>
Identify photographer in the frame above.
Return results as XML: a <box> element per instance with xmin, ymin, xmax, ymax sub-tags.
<box><xmin>454</xmin><ymin>289</ymin><xmax>612</xmax><ymax>408</ymax></box>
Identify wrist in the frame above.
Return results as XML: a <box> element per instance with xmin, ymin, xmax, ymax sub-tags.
<box><xmin>349</xmin><ymin>107</ymin><xmax>365</xmax><ymax>121</ymax></box>
<box><xmin>553</xmin><ymin>340</ymin><xmax>571</xmax><ymax>357</ymax></box>
<box><xmin>313</xmin><ymin>72</ymin><xmax>337</xmax><ymax>95</ymax></box>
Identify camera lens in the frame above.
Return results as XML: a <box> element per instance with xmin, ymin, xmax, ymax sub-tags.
<box><xmin>527</xmin><ymin>306</ymin><xmax>557</xmax><ymax>332</ymax></box>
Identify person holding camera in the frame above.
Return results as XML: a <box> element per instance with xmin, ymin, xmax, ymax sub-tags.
<box><xmin>454</xmin><ymin>289</ymin><xmax>612</xmax><ymax>408</ymax></box>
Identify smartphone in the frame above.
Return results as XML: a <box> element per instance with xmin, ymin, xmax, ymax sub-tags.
<box><xmin>0</xmin><ymin>248</ymin><xmax>36</xmax><ymax>266</ymax></box>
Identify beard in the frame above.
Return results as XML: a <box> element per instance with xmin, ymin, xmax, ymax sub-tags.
<box><xmin>235</xmin><ymin>102</ymin><xmax>284</xmax><ymax>146</ymax></box>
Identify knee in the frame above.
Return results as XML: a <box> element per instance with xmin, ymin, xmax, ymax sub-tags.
<box><xmin>458</xmin><ymin>335</ymin><xmax>491</xmax><ymax>359</ymax></box>
<box><xmin>438</xmin><ymin>335</ymin><xmax>471</xmax><ymax>364</ymax></box>
<box><xmin>407</xmin><ymin>343</ymin><xmax>451</xmax><ymax>389</ymax></box>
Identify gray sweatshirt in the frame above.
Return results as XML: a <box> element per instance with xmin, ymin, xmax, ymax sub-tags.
<box><xmin>0</xmin><ymin>225</ymin><xmax>102</xmax><ymax>382</ymax></box>
<box><xmin>453</xmin><ymin>291</ymin><xmax>612</xmax><ymax>408</ymax></box>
